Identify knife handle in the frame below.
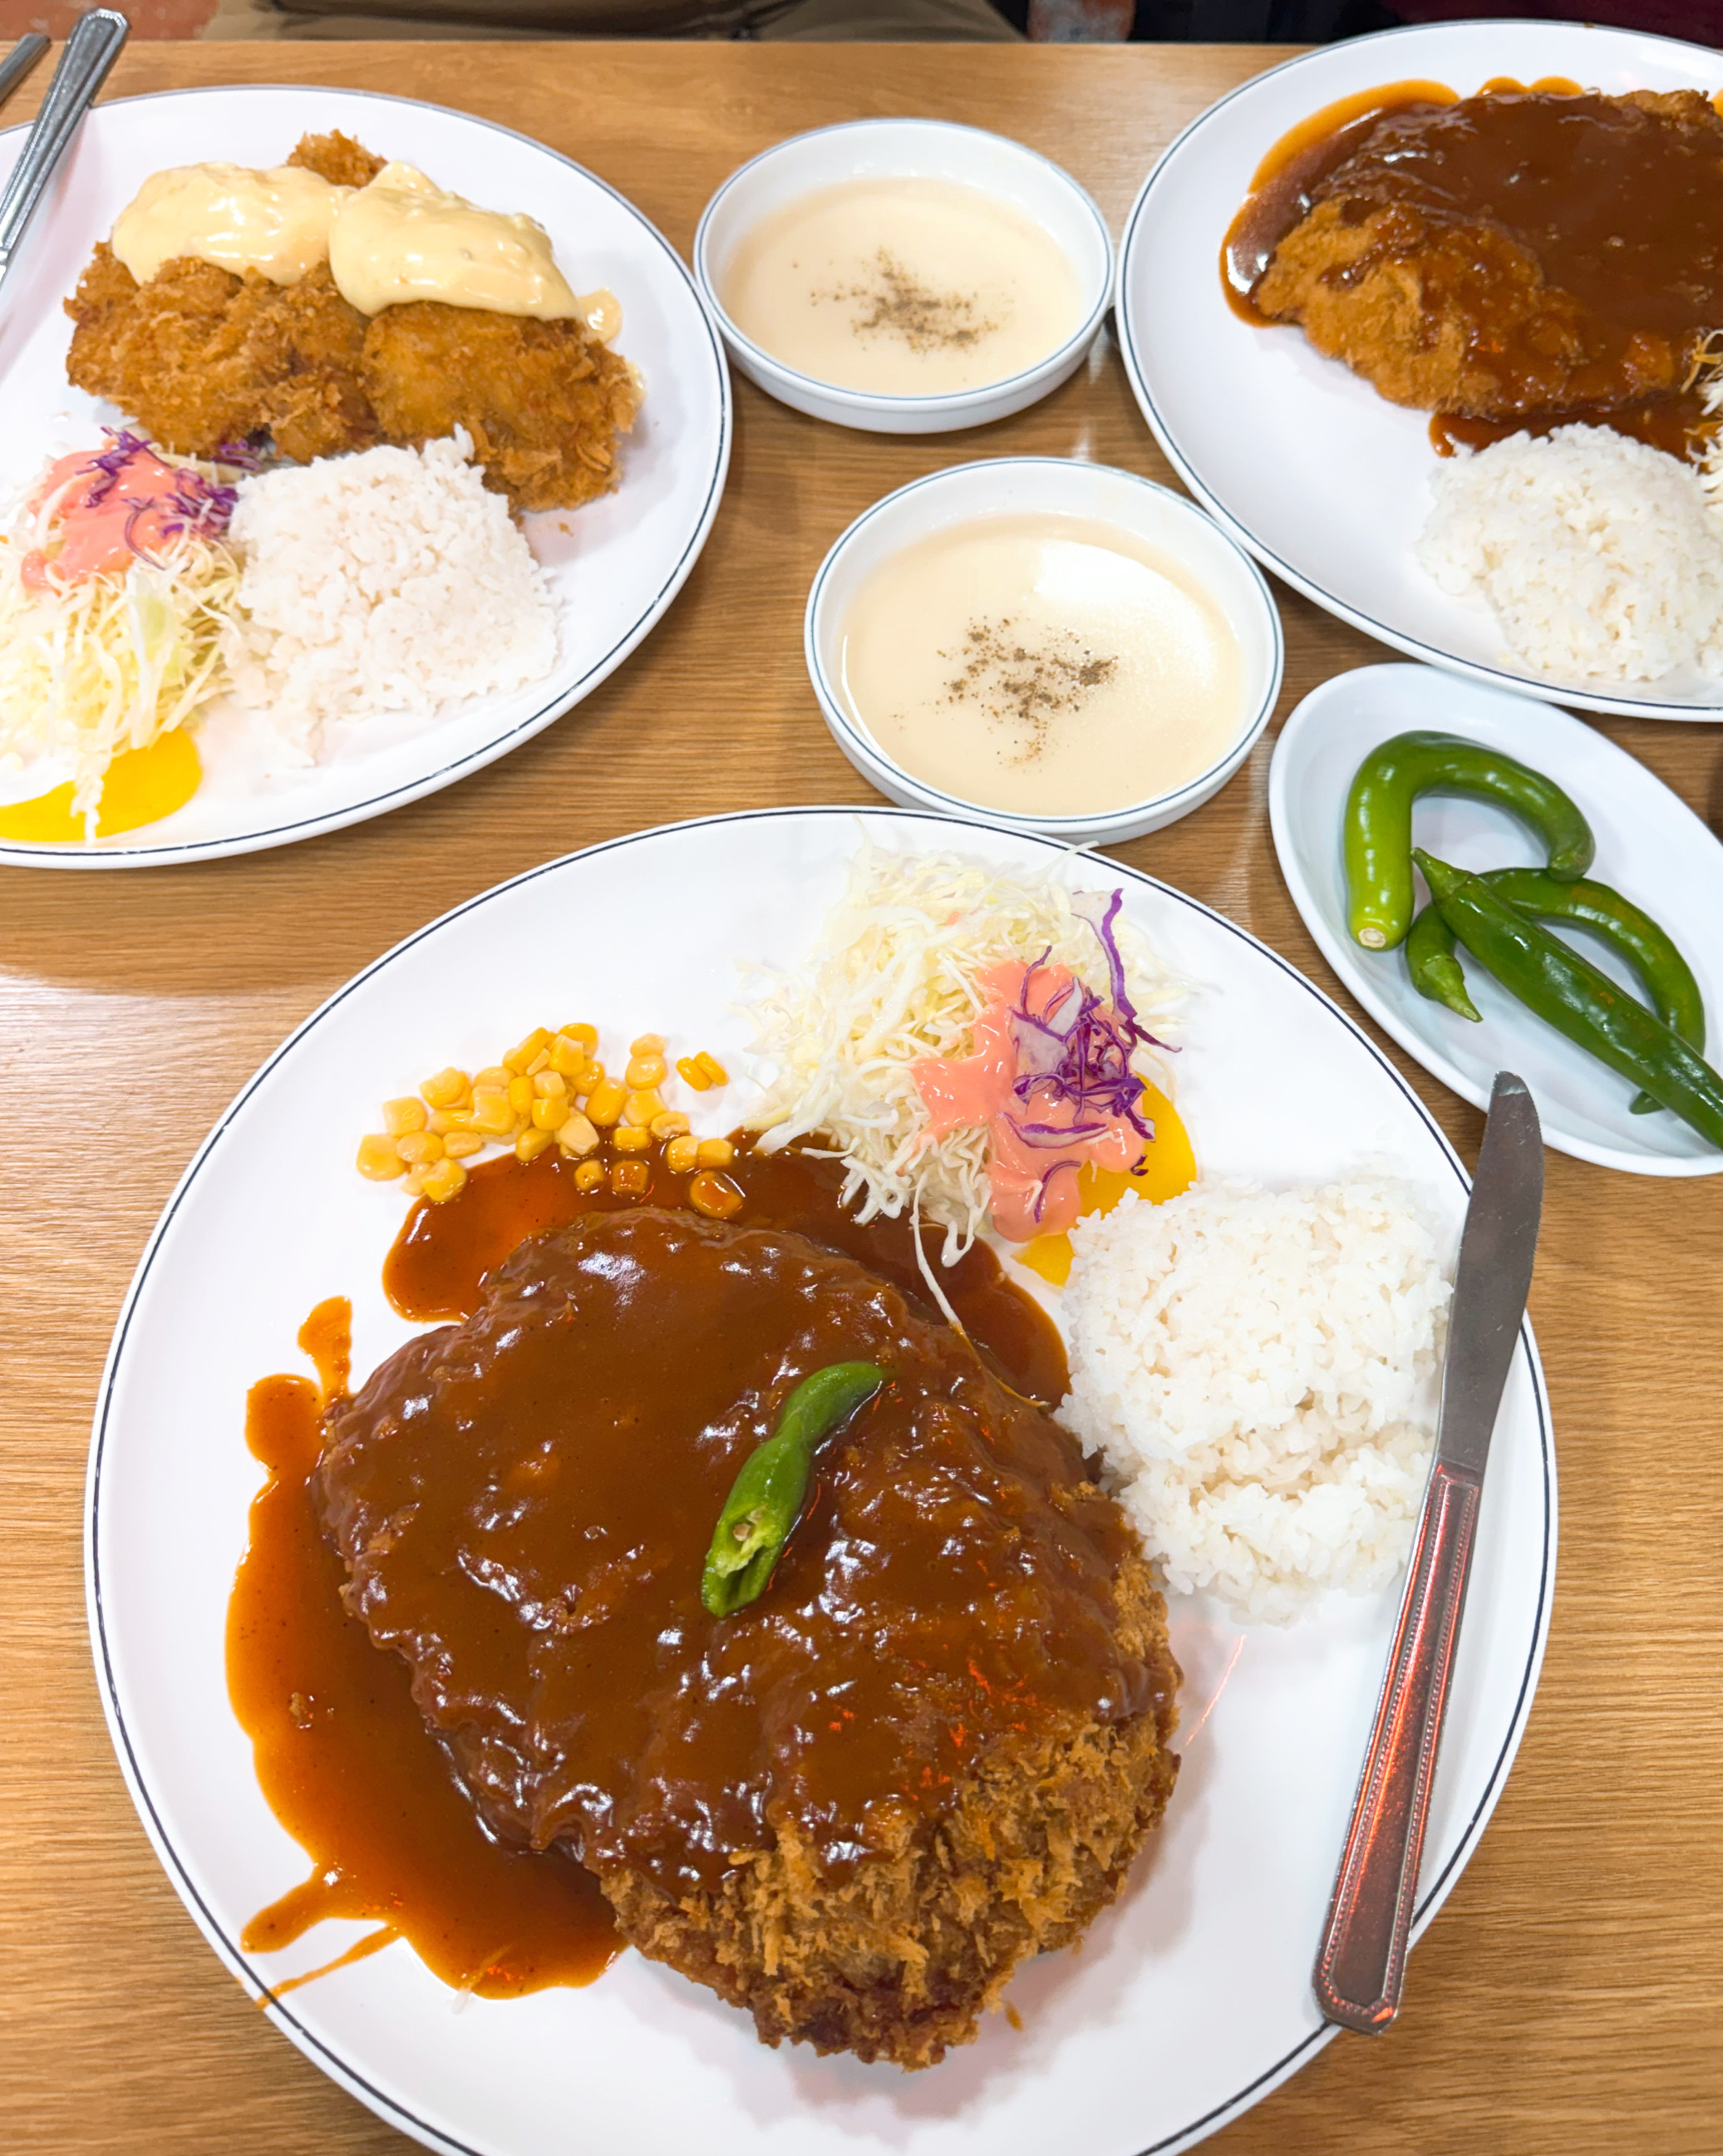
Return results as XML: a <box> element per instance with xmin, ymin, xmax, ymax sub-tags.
<box><xmin>1313</xmin><ymin>1457</ymin><xmax>1482</xmax><ymax>2033</ymax></box>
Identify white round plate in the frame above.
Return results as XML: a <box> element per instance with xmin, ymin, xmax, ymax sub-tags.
<box><xmin>0</xmin><ymin>86</ymin><xmax>731</xmax><ymax>868</ymax></box>
<box><xmin>1115</xmin><ymin>20</ymin><xmax>1723</xmax><ymax>722</ymax></box>
<box><xmin>1270</xmin><ymin>663</ymin><xmax>1723</xmax><ymax>1177</ymax></box>
<box><xmin>88</xmin><ymin>807</ymin><xmax>1553</xmax><ymax>2156</ymax></box>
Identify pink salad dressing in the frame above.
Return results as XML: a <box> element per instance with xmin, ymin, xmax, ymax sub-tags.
<box><xmin>20</xmin><ymin>436</ymin><xmax>236</xmax><ymax>593</ymax></box>
<box><xmin>913</xmin><ymin>959</ymin><xmax>1149</xmax><ymax>1242</ymax></box>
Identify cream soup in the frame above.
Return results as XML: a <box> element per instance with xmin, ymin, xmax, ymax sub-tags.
<box><xmin>720</xmin><ymin>179</ymin><xmax>1082</xmax><ymax>396</ymax></box>
<box><xmin>837</xmin><ymin>514</ymin><xmax>1247</xmax><ymax>816</ymax></box>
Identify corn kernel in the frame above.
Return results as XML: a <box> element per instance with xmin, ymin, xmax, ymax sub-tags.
<box><xmin>676</xmin><ymin>1056</ymin><xmax>711</xmax><ymax>1091</ymax></box>
<box><xmin>532</xmin><ymin>1094</ymin><xmax>571</xmax><ymax>1132</ymax></box>
<box><xmin>469</xmin><ymin>1088</ymin><xmax>515</xmax><ymax>1138</ymax></box>
<box><xmin>444</xmin><ymin>1131</ymin><xmax>485</xmax><ymax>1159</ymax></box>
<box><xmin>505</xmin><ymin>1074</ymin><xmax>532</xmax><ymax>1116</ymax></box>
<box><xmin>549</xmin><ymin>1034</ymin><xmax>588</xmax><ymax>1080</ymax></box>
<box><xmin>421</xmin><ymin>1067</ymin><xmax>470</xmax><ymax>1110</ymax></box>
<box><xmin>622</xmin><ymin>1087</ymin><xmax>665</xmax><ymax>1127</ymax></box>
<box><xmin>401</xmin><ymin>1166</ymin><xmax>431</xmax><ymax>1198</ymax></box>
<box><xmin>421</xmin><ymin>1155</ymin><xmax>468</xmax><ymax>1204</ymax></box>
<box><xmin>426</xmin><ymin>1109</ymin><xmax>457</xmax><ymax>1135</ymax></box>
<box><xmin>688</xmin><ymin>1169</ymin><xmax>744</xmax><ymax>1219</ymax></box>
<box><xmin>626</xmin><ymin>1053</ymin><xmax>668</xmax><ymax>1089</ymax></box>
<box><xmin>382</xmin><ymin>1096</ymin><xmax>426</xmax><ymax>1136</ymax></box>
<box><xmin>585</xmin><ymin>1077</ymin><xmax>627</xmax><ymax>1128</ymax></box>
<box><xmin>651</xmin><ymin>1111</ymin><xmax>691</xmax><ymax>1141</ymax></box>
<box><xmin>610</xmin><ymin>1158</ymin><xmax>650</xmax><ymax>1197</ymax></box>
<box><xmin>474</xmin><ymin>1066</ymin><xmax>511</xmax><ymax>1093</ymax></box>
<box><xmin>556</xmin><ymin>1110</ymin><xmax>599</xmax><ymax>1158</ymax></box>
<box><xmin>526</xmin><ymin>1050</ymin><xmax>551</xmax><ymax>1078</ymax></box>
<box><xmin>574</xmin><ymin>1158</ymin><xmax>606</xmax><ymax>1192</ymax></box>
<box><xmin>515</xmin><ymin>1126</ymin><xmax>554</xmax><ymax>1163</ymax></box>
<box><xmin>534</xmin><ymin>1071</ymin><xmax>568</xmax><ymax>1099</ymax></box>
<box><xmin>573</xmin><ymin>1060</ymin><xmax>605</xmax><ymax>1099</ymax></box>
<box><xmin>665</xmin><ymin>1133</ymin><xmax>700</xmax><ymax>1175</ymax></box>
<box><xmin>504</xmin><ymin>1028</ymin><xmax>554</xmax><ymax>1076</ymax></box>
<box><xmin>561</xmin><ymin>1023</ymin><xmax>599</xmax><ymax>1051</ymax></box>
<box><xmin>613</xmin><ymin>1123</ymin><xmax>652</xmax><ymax>1153</ymax></box>
<box><xmin>630</xmin><ymin>1032</ymin><xmax>666</xmax><ymax>1056</ymax></box>
<box><xmin>396</xmin><ymin>1130</ymin><xmax>446</xmax><ymax>1167</ymax></box>
<box><xmin>357</xmin><ymin>1134</ymin><xmax>406</xmax><ymax>1180</ymax></box>
<box><xmin>695</xmin><ymin>1051</ymin><xmax>730</xmax><ymax>1088</ymax></box>
<box><xmin>696</xmin><ymin>1137</ymin><xmax>735</xmax><ymax>1169</ymax></box>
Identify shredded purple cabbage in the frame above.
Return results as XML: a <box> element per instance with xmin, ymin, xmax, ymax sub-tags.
<box><xmin>1001</xmin><ymin>891</ymin><xmax>1175</xmax><ymax>1215</ymax></box>
<box><xmin>68</xmin><ymin>429</ymin><xmax>237</xmax><ymax>561</ymax></box>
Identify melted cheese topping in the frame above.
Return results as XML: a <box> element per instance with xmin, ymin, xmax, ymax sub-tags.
<box><xmin>329</xmin><ymin>161</ymin><xmax>580</xmax><ymax>320</ymax></box>
<box><xmin>111</xmin><ymin>162</ymin><xmax>350</xmax><ymax>287</ymax></box>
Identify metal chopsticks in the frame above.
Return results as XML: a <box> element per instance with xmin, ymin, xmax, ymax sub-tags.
<box><xmin>0</xmin><ymin>10</ymin><xmax>129</xmax><ymax>294</ymax></box>
<box><xmin>0</xmin><ymin>34</ymin><xmax>50</xmax><ymax>116</ymax></box>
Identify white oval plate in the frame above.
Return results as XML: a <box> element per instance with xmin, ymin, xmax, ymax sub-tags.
<box><xmin>1115</xmin><ymin>20</ymin><xmax>1723</xmax><ymax>722</ymax></box>
<box><xmin>88</xmin><ymin>807</ymin><xmax>1553</xmax><ymax>2156</ymax></box>
<box><xmin>0</xmin><ymin>86</ymin><xmax>731</xmax><ymax>869</ymax></box>
<box><xmin>1269</xmin><ymin>663</ymin><xmax>1723</xmax><ymax>1176</ymax></box>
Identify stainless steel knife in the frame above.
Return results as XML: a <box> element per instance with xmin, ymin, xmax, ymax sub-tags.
<box><xmin>1313</xmin><ymin>1069</ymin><xmax>1543</xmax><ymax>2034</ymax></box>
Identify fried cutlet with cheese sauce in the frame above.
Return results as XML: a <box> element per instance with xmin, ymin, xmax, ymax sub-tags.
<box><xmin>63</xmin><ymin>130</ymin><xmax>640</xmax><ymax>514</ymax></box>
<box><xmin>317</xmin><ymin>1208</ymin><xmax>1181</xmax><ymax>2069</ymax></box>
<box><xmin>1249</xmin><ymin>88</ymin><xmax>1723</xmax><ymax>422</ymax></box>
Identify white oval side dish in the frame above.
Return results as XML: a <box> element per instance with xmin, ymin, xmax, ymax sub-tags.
<box><xmin>805</xmin><ymin>457</ymin><xmax>1283</xmax><ymax>843</ymax></box>
<box><xmin>1269</xmin><ymin>662</ymin><xmax>1723</xmax><ymax>1175</ymax></box>
<box><xmin>694</xmin><ymin>121</ymin><xmax>1112</xmax><ymax>434</ymax></box>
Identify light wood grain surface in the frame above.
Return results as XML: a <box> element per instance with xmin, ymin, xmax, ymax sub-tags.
<box><xmin>3</xmin><ymin>39</ymin><xmax>1720</xmax><ymax>2154</ymax></box>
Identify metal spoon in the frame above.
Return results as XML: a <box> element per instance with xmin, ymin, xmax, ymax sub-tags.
<box><xmin>0</xmin><ymin>10</ymin><xmax>129</xmax><ymax>302</ymax></box>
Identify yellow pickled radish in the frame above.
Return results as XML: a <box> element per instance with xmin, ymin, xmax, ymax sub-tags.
<box><xmin>0</xmin><ymin>728</ymin><xmax>202</xmax><ymax>842</ymax></box>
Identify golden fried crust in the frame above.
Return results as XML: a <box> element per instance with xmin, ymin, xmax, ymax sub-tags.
<box><xmin>1253</xmin><ymin>199</ymin><xmax>1679</xmax><ymax>419</ymax></box>
<box><xmin>287</xmin><ymin>130</ymin><xmax>386</xmax><ymax>190</ymax></box>
<box><xmin>66</xmin><ymin>243</ymin><xmax>273</xmax><ymax>455</ymax></box>
<box><xmin>64</xmin><ymin>135</ymin><xmax>642</xmax><ymax>511</ymax></box>
<box><xmin>65</xmin><ymin>247</ymin><xmax>380</xmax><ymax>462</ymax></box>
<box><xmin>359</xmin><ymin>303</ymin><xmax>643</xmax><ymax>513</ymax></box>
<box><xmin>595</xmin><ymin>1553</ymin><xmax>1181</xmax><ymax>2072</ymax></box>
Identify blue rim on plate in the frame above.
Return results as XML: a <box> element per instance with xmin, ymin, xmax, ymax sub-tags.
<box><xmin>0</xmin><ymin>85</ymin><xmax>733</xmax><ymax>869</ymax></box>
<box><xmin>1113</xmin><ymin>19</ymin><xmax>1723</xmax><ymax>725</ymax></box>
<box><xmin>803</xmin><ymin>458</ymin><xmax>1285</xmax><ymax>830</ymax></box>
<box><xmin>85</xmin><ymin>804</ymin><xmax>1555</xmax><ymax>2156</ymax></box>
<box><xmin>693</xmin><ymin>120</ymin><xmax>1113</xmax><ymax>418</ymax></box>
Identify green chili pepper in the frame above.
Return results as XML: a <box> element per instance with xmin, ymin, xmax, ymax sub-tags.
<box><xmin>1405</xmin><ymin>900</ymin><xmax>1482</xmax><ymax>1023</ymax></box>
<box><xmin>1415</xmin><ymin>850</ymin><xmax>1723</xmax><ymax>1150</ymax></box>
<box><xmin>1345</xmin><ymin>732</ymin><xmax>1595</xmax><ymax>951</ymax></box>
<box><xmin>1407</xmin><ymin>870</ymin><xmax>1706</xmax><ymax>1115</ymax></box>
<box><xmin>701</xmin><ymin>1361</ymin><xmax>888</xmax><ymax>1618</ymax></box>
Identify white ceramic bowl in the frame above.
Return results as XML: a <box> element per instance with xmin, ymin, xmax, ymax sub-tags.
<box><xmin>805</xmin><ymin>457</ymin><xmax>1285</xmax><ymax>843</ymax></box>
<box><xmin>693</xmin><ymin>120</ymin><xmax>1112</xmax><ymax>435</ymax></box>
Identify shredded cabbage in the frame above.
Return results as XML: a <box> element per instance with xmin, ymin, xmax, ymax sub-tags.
<box><xmin>740</xmin><ymin>836</ymin><xmax>1184</xmax><ymax>1266</ymax></box>
<box><xmin>0</xmin><ymin>522</ymin><xmax>241</xmax><ymax>838</ymax></box>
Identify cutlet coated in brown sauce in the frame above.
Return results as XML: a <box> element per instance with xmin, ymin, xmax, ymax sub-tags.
<box><xmin>1227</xmin><ymin>83</ymin><xmax>1723</xmax><ymax>445</ymax></box>
<box><xmin>320</xmin><ymin>1149</ymin><xmax>1142</xmax><ymax>1905</ymax></box>
<box><xmin>229</xmin><ymin>1141</ymin><xmax>1078</xmax><ymax>1990</ymax></box>
<box><xmin>229</xmin><ymin>1299</ymin><xmax>621</xmax><ymax>1999</ymax></box>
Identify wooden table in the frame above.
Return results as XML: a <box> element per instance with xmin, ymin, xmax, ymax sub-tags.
<box><xmin>5</xmin><ymin>39</ymin><xmax>1720</xmax><ymax>2154</ymax></box>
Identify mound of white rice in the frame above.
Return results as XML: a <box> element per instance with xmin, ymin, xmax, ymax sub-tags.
<box><xmin>1416</xmin><ymin>423</ymin><xmax>1723</xmax><ymax>685</ymax></box>
<box><xmin>225</xmin><ymin>430</ymin><xmax>556</xmax><ymax>751</ymax></box>
<box><xmin>1058</xmin><ymin>1178</ymin><xmax>1451</xmax><ymax>1626</ymax></box>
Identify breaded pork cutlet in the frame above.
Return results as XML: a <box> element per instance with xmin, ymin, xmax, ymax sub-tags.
<box><xmin>317</xmin><ymin>1208</ymin><xmax>1180</xmax><ymax>2068</ymax></box>
<box><xmin>1252</xmin><ymin>88</ymin><xmax>1723</xmax><ymax>421</ymax></box>
<box><xmin>64</xmin><ymin>130</ymin><xmax>640</xmax><ymax>513</ymax></box>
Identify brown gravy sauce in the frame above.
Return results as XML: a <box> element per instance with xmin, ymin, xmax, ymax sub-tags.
<box><xmin>229</xmin><ymin>1140</ymin><xmax>1069</xmax><ymax>1994</ymax></box>
<box><xmin>1223</xmin><ymin>80</ymin><xmax>1459</xmax><ymax>322</ymax></box>
<box><xmin>1226</xmin><ymin>78</ymin><xmax>1723</xmax><ymax>456</ymax></box>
